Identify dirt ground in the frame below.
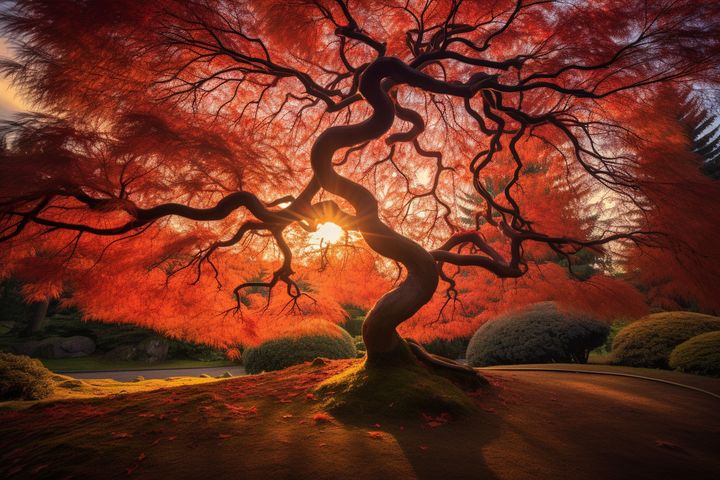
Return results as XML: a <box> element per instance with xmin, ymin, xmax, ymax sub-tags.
<box><xmin>1</xmin><ymin>360</ymin><xmax>718</xmax><ymax>480</ymax></box>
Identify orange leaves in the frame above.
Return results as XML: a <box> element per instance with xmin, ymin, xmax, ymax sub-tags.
<box><xmin>422</xmin><ymin>412</ymin><xmax>451</xmax><ymax>428</ymax></box>
<box><xmin>620</xmin><ymin>90</ymin><xmax>720</xmax><ymax>312</ymax></box>
<box><xmin>312</xmin><ymin>412</ymin><xmax>333</xmax><ymax>424</ymax></box>
<box><xmin>223</xmin><ymin>404</ymin><xmax>258</xmax><ymax>417</ymax></box>
<box><xmin>1</xmin><ymin>0</ymin><xmax>718</xmax><ymax>355</ymax></box>
<box><xmin>400</xmin><ymin>261</ymin><xmax>647</xmax><ymax>342</ymax></box>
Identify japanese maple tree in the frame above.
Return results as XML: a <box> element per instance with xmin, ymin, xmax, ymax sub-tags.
<box><xmin>1</xmin><ymin>0</ymin><xmax>719</xmax><ymax>377</ymax></box>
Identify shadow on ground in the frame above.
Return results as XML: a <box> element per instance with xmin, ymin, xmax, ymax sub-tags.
<box><xmin>0</xmin><ymin>360</ymin><xmax>718</xmax><ymax>479</ymax></box>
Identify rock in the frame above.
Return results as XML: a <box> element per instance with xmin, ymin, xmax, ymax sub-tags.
<box><xmin>137</xmin><ymin>337</ymin><xmax>169</xmax><ymax>363</ymax></box>
<box><xmin>311</xmin><ymin>357</ymin><xmax>329</xmax><ymax>367</ymax></box>
<box><xmin>199</xmin><ymin>374</ymin><xmax>211</xmax><ymax>378</ymax></box>
<box><xmin>56</xmin><ymin>336</ymin><xmax>95</xmax><ymax>357</ymax></box>
<box><xmin>58</xmin><ymin>379</ymin><xmax>85</xmax><ymax>389</ymax></box>
<box><xmin>219</xmin><ymin>371</ymin><xmax>233</xmax><ymax>378</ymax></box>
<box><xmin>103</xmin><ymin>337</ymin><xmax>169</xmax><ymax>362</ymax></box>
<box><xmin>13</xmin><ymin>336</ymin><xmax>95</xmax><ymax>359</ymax></box>
<box><xmin>133</xmin><ymin>376</ymin><xmax>145</xmax><ymax>382</ymax></box>
<box><xmin>104</xmin><ymin>344</ymin><xmax>137</xmax><ymax>361</ymax></box>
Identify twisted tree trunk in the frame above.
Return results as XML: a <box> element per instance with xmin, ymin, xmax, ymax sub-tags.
<box><xmin>310</xmin><ymin>58</ymin><xmax>455</xmax><ymax>366</ymax></box>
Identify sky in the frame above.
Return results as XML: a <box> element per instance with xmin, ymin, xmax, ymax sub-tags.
<box><xmin>0</xmin><ymin>38</ymin><xmax>30</xmax><ymax>120</ymax></box>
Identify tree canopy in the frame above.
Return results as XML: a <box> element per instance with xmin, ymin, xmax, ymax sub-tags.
<box><xmin>1</xmin><ymin>0</ymin><xmax>719</xmax><ymax>358</ymax></box>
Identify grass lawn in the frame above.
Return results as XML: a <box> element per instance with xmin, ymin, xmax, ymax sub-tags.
<box><xmin>1</xmin><ymin>360</ymin><xmax>719</xmax><ymax>479</ymax></box>
<box><xmin>40</xmin><ymin>356</ymin><xmax>237</xmax><ymax>372</ymax></box>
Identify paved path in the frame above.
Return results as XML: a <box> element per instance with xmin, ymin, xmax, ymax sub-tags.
<box><xmin>60</xmin><ymin>365</ymin><xmax>247</xmax><ymax>381</ymax></box>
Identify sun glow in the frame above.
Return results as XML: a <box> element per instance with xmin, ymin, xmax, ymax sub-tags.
<box><xmin>312</xmin><ymin>222</ymin><xmax>344</xmax><ymax>244</ymax></box>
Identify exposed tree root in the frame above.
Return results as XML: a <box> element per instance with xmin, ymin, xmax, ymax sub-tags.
<box><xmin>405</xmin><ymin>339</ymin><xmax>488</xmax><ymax>390</ymax></box>
<box><xmin>315</xmin><ymin>359</ymin><xmax>479</xmax><ymax>420</ymax></box>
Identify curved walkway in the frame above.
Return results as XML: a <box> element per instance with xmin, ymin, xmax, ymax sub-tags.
<box><xmin>61</xmin><ymin>365</ymin><xmax>247</xmax><ymax>381</ymax></box>
<box><xmin>479</xmin><ymin>364</ymin><xmax>720</xmax><ymax>400</ymax></box>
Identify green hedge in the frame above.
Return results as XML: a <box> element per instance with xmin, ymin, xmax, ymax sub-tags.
<box><xmin>243</xmin><ymin>325</ymin><xmax>357</xmax><ymax>374</ymax></box>
<box><xmin>342</xmin><ymin>316</ymin><xmax>365</xmax><ymax>337</ymax></box>
<box><xmin>422</xmin><ymin>337</ymin><xmax>470</xmax><ymax>360</ymax></box>
<box><xmin>611</xmin><ymin>312</ymin><xmax>720</xmax><ymax>368</ymax></box>
<box><xmin>669</xmin><ymin>331</ymin><xmax>720</xmax><ymax>376</ymax></box>
<box><xmin>0</xmin><ymin>352</ymin><xmax>54</xmax><ymax>401</ymax></box>
<box><xmin>167</xmin><ymin>340</ymin><xmax>226</xmax><ymax>361</ymax></box>
<box><xmin>466</xmin><ymin>302</ymin><xmax>609</xmax><ymax>367</ymax></box>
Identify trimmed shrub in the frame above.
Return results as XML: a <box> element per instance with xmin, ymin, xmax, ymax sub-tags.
<box><xmin>466</xmin><ymin>302</ymin><xmax>610</xmax><ymax>367</ymax></box>
<box><xmin>244</xmin><ymin>324</ymin><xmax>357</xmax><ymax>374</ymax></box>
<box><xmin>669</xmin><ymin>331</ymin><xmax>720</xmax><ymax>376</ymax></box>
<box><xmin>0</xmin><ymin>352</ymin><xmax>54</xmax><ymax>401</ymax></box>
<box><xmin>342</xmin><ymin>316</ymin><xmax>364</xmax><ymax>337</ymax></box>
<box><xmin>593</xmin><ymin>320</ymin><xmax>630</xmax><ymax>355</ymax></box>
<box><xmin>167</xmin><ymin>340</ymin><xmax>226</xmax><ymax>362</ymax></box>
<box><xmin>422</xmin><ymin>337</ymin><xmax>471</xmax><ymax>360</ymax></box>
<box><xmin>612</xmin><ymin>312</ymin><xmax>720</xmax><ymax>368</ymax></box>
<box><xmin>342</xmin><ymin>304</ymin><xmax>367</xmax><ymax>318</ymax></box>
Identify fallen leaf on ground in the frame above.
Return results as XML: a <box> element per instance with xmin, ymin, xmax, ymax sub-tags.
<box><xmin>313</xmin><ymin>412</ymin><xmax>332</xmax><ymax>424</ymax></box>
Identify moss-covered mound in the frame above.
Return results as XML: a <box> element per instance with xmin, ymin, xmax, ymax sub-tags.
<box><xmin>669</xmin><ymin>331</ymin><xmax>720</xmax><ymax>376</ymax></box>
<box><xmin>612</xmin><ymin>312</ymin><xmax>720</xmax><ymax>368</ymax></box>
<box><xmin>0</xmin><ymin>352</ymin><xmax>54</xmax><ymax>401</ymax></box>
<box><xmin>244</xmin><ymin>324</ymin><xmax>357</xmax><ymax>374</ymax></box>
<box><xmin>316</xmin><ymin>360</ymin><xmax>477</xmax><ymax>419</ymax></box>
<box><xmin>466</xmin><ymin>302</ymin><xmax>609</xmax><ymax>367</ymax></box>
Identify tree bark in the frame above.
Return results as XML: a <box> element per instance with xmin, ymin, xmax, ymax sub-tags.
<box><xmin>308</xmin><ymin>58</ymin><xmax>443</xmax><ymax>364</ymax></box>
<box><xmin>23</xmin><ymin>299</ymin><xmax>50</xmax><ymax>335</ymax></box>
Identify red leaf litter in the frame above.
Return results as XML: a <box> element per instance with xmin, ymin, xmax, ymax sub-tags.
<box><xmin>422</xmin><ymin>412</ymin><xmax>451</xmax><ymax>428</ymax></box>
<box><xmin>312</xmin><ymin>412</ymin><xmax>333</xmax><ymax>424</ymax></box>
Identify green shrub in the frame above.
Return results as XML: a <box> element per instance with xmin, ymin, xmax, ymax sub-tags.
<box><xmin>342</xmin><ymin>304</ymin><xmax>367</xmax><ymax>318</ymax></box>
<box><xmin>422</xmin><ymin>337</ymin><xmax>470</xmax><ymax>359</ymax></box>
<box><xmin>0</xmin><ymin>279</ymin><xmax>30</xmax><ymax>326</ymax></box>
<box><xmin>611</xmin><ymin>312</ymin><xmax>720</xmax><ymax>368</ymax></box>
<box><xmin>167</xmin><ymin>340</ymin><xmax>226</xmax><ymax>361</ymax></box>
<box><xmin>243</xmin><ymin>325</ymin><xmax>357</xmax><ymax>374</ymax></box>
<box><xmin>592</xmin><ymin>320</ymin><xmax>630</xmax><ymax>355</ymax></box>
<box><xmin>466</xmin><ymin>302</ymin><xmax>610</xmax><ymax>367</ymax></box>
<box><xmin>0</xmin><ymin>352</ymin><xmax>54</xmax><ymax>401</ymax></box>
<box><xmin>669</xmin><ymin>331</ymin><xmax>720</xmax><ymax>376</ymax></box>
<box><xmin>342</xmin><ymin>316</ymin><xmax>365</xmax><ymax>337</ymax></box>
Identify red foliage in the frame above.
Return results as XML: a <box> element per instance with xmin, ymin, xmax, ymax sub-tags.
<box><xmin>622</xmin><ymin>91</ymin><xmax>720</xmax><ymax>312</ymax></box>
<box><xmin>1</xmin><ymin>0</ymin><xmax>718</xmax><ymax>350</ymax></box>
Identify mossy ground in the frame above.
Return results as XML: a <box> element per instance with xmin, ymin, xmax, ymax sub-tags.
<box><xmin>1</xmin><ymin>360</ymin><xmax>719</xmax><ymax>479</ymax></box>
<box><xmin>0</xmin><ymin>372</ymin><xmax>225</xmax><ymax>410</ymax></box>
<box><xmin>316</xmin><ymin>360</ymin><xmax>479</xmax><ymax>419</ymax></box>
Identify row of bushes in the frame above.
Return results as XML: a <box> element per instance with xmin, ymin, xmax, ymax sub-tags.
<box><xmin>351</xmin><ymin>304</ymin><xmax>719</xmax><ymax>376</ymax></box>
<box><xmin>241</xmin><ymin>302</ymin><xmax>611</xmax><ymax>373</ymax></box>
<box><xmin>611</xmin><ymin>312</ymin><xmax>720</xmax><ymax>374</ymax></box>
<box><xmin>4</xmin><ymin>304</ymin><xmax>719</xmax><ymax>402</ymax></box>
<box><xmin>463</xmin><ymin>305</ymin><xmax>720</xmax><ymax>376</ymax></box>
